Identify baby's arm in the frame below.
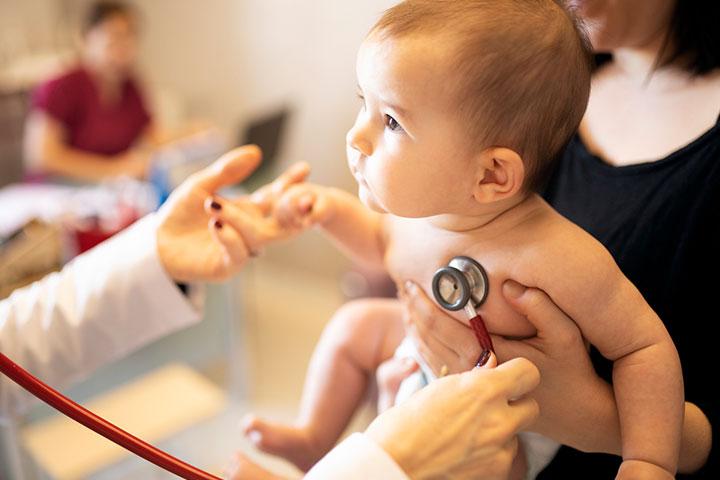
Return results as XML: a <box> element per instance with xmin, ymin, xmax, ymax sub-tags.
<box><xmin>533</xmin><ymin>230</ymin><xmax>683</xmax><ymax>477</ymax></box>
<box><xmin>276</xmin><ymin>183</ymin><xmax>387</xmax><ymax>268</ymax></box>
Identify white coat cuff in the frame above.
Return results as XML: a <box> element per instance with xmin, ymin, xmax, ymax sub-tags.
<box><xmin>305</xmin><ymin>433</ymin><xmax>409</xmax><ymax>480</ymax></box>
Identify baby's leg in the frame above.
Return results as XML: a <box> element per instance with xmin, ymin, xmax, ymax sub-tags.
<box><xmin>242</xmin><ymin>298</ymin><xmax>404</xmax><ymax>472</ymax></box>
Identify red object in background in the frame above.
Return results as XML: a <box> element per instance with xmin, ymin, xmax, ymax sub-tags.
<box><xmin>0</xmin><ymin>352</ymin><xmax>221</xmax><ymax>480</ymax></box>
<box><xmin>72</xmin><ymin>204</ymin><xmax>139</xmax><ymax>254</ymax></box>
<box><xmin>31</xmin><ymin>67</ymin><xmax>151</xmax><ymax>156</ymax></box>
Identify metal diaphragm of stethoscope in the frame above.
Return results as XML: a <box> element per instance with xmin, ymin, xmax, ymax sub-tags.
<box><xmin>432</xmin><ymin>256</ymin><xmax>489</xmax><ymax>315</ymax></box>
<box><xmin>431</xmin><ymin>256</ymin><xmax>494</xmax><ymax>366</ymax></box>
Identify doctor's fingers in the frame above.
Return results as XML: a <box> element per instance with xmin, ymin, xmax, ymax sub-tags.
<box><xmin>250</xmin><ymin>162</ymin><xmax>311</xmax><ymax>214</ymax></box>
<box><xmin>401</xmin><ymin>281</ymin><xmax>480</xmax><ymax>367</ymax></box>
<box><xmin>211</xmin><ymin>201</ymin><xmax>282</xmax><ymax>252</ymax></box>
<box><xmin>208</xmin><ymin>217</ymin><xmax>250</xmax><ymax>273</ymax></box>
<box><xmin>193</xmin><ymin>145</ymin><xmax>262</xmax><ymax>193</ymax></box>
<box><xmin>492</xmin><ymin>357</ymin><xmax>541</xmax><ymax>400</ymax></box>
<box><xmin>507</xmin><ymin>396</ymin><xmax>541</xmax><ymax>432</ymax></box>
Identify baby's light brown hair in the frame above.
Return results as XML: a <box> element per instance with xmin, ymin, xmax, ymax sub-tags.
<box><xmin>371</xmin><ymin>0</ymin><xmax>592</xmax><ymax>193</ymax></box>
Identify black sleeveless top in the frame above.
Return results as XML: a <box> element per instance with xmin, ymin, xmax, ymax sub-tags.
<box><xmin>538</xmin><ymin>116</ymin><xmax>720</xmax><ymax>479</ymax></box>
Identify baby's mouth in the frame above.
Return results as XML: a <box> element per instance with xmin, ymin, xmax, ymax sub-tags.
<box><xmin>349</xmin><ymin>166</ymin><xmax>368</xmax><ymax>188</ymax></box>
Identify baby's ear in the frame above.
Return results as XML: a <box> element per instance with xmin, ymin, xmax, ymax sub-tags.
<box><xmin>472</xmin><ymin>147</ymin><xmax>525</xmax><ymax>204</ymax></box>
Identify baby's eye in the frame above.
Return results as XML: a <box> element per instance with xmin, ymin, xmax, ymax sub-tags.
<box><xmin>385</xmin><ymin>114</ymin><xmax>403</xmax><ymax>132</ymax></box>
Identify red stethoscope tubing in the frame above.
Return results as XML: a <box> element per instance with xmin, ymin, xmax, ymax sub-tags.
<box><xmin>0</xmin><ymin>352</ymin><xmax>221</xmax><ymax>480</ymax></box>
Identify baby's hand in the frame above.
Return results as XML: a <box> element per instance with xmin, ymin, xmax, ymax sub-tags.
<box><xmin>274</xmin><ymin>183</ymin><xmax>335</xmax><ymax>232</ymax></box>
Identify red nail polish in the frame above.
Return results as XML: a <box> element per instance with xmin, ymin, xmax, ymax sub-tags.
<box><xmin>476</xmin><ymin>349</ymin><xmax>491</xmax><ymax>367</ymax></box>
<box><xmin>214</xmin><ymin>219</ymin><xmax>223</xmax><ymax>229</ymax></box>
<box><xmin>210</xmin><ymin>201</ymin><xmax>222</xmax><ymax>211</ymax></box>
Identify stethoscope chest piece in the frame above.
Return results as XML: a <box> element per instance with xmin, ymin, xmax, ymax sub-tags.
<box><xmin>431</xmin><ymin>256</ymin><xmax>489</xmax><ymax>311</ymax></box>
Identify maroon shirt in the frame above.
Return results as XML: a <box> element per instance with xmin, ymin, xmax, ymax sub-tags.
<box><xmin>31</xmin><ymin>67</ymin><xmax>151</xmax><ymax>156</ymax></box>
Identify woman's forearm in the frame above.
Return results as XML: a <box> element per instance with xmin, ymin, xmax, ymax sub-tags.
<box><xmin>41</xmin><ymin>145</ymin><xmax>142</xmax><ymax>181</ymax></box>
<box><xmin>24</xmin><ymin>112</ymin><xmax>145</xmax><ymax>181</ymax></box>
<box><xmin>535</xmin><ymin>376</ymin><xmax>622</xmax><ymax>455</ymax></box>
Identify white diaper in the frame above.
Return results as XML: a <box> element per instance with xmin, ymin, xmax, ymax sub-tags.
<box><xmin>392</xmin><ymin>337</ymin><xmax>560</xmax><ymax>480</ymax></box>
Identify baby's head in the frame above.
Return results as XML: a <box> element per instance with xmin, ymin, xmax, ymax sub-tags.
<box><xmin>347</xmin><ymin>0</ymin><xmax>592</xmax><ymax>218</ymax></box>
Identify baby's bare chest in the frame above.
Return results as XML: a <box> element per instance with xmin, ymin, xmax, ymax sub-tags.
<box><xmin>384</xmin><ymin>219</ymin><xmax>536</xmax><ymax>338</ymax></box>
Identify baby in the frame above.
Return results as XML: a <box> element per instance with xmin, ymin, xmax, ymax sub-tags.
<box><xmin>231</xmin><ymin>1</ymin><xmax>683</xmax><ymax>478</ymax></box>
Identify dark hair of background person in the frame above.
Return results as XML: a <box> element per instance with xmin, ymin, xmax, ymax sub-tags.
<box><xmin>83</xmin><ymin>1</ymin><xmax>135</xmax><ymax>34</ymax></box>
<box><xmin>595</xmin><ymin>0</ymin><xmax>720</xmax><ymax>75</ymax></box>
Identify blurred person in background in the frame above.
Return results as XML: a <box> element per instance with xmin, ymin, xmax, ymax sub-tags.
<box><xmin>23</xmin><ymin>1</ymin><xmax>190</xmax><ymax>183</ymax></box>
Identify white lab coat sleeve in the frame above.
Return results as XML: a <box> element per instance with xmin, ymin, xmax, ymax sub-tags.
<box><xmin>305</xmin><ymin>433</ymin><xmax>410</xmax><ymax>480</ymax></box>
<box><xmin>0</xmin><ymin>214</ymin><xmax>202</xmax><ymax>417</ymax></box>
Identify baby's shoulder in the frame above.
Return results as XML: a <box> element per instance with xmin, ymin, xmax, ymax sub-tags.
<box><xmin>519</xmin><ymin>205</ymin><xmax>619</xmax><ymax>285</ymax></box>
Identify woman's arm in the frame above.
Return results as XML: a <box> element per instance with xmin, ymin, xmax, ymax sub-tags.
<box><xmin>23</xmin><ymin>112</ymin><xmax>150</xmax><ymax>181</ymax></box>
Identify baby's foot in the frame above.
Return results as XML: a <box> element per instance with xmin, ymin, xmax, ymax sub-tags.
<box><xmin>225</xmin><ymin>451</ymin><xmax>289</xmax><ymax>480</ymax></box>
<box><xmin>241</xmin><ymin>414</ymin><xmax>324</xmax><ymax>472</ymax></box>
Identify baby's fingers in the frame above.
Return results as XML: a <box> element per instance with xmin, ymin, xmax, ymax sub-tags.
<box><xmin>250</xmin><ymin>162</ymin><xmax>311</xmax><ymax>214</ymax></box>
<box><xmin>276</xmin><ymin>188</ymin><xmax>316</xmax><ymax>230</ymax></box>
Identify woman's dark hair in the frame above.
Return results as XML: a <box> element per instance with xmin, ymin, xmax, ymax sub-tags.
<box><xmin>84</xmin><ymin>1</ymin><xmax>134</xmax><ymax>33</ymax></box>
<box><xmin>595</xmin><ymin>1</ymin><xmax>720</xmax><ymax>76</ymax></box>
<box><xmin>664</xmin><ymin>0</ymin><xmax>720</xmax><ymax>75</ymax></box>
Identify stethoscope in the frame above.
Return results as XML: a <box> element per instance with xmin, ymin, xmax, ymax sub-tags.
<box><xmin>431</xmin><ymin>256</ymin><xmax>495</xmax><ymax>367</ymax></box>
<box><xmin>0</xmin><ymin>256</ymin><xmax>494</xmax><ymax>480</ymax></box>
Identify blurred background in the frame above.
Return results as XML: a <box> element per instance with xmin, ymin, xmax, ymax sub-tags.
<box><xmin>0</xmin><ymin>0</ymin><xmax>397</xmax><ymax>478</ymax></box>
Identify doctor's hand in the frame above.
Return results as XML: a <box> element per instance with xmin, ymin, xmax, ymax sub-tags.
<box><xmin>366</xmin><ymin>357</ymin><xmax>540</xmax><ymax>480</ymax></box>
<box><xmin>202</xmin><ymin>160</ymin><xmax>312</xmax><ymax>256</ymax></box>
<box><xmin>156</xmin><ymin>145</ymin><xmax>264</xmax><ymax>282</ymax></box>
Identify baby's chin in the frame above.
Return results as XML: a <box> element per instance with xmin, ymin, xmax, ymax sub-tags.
<box><xmin>358</xmin><ymin>185</ymin><xmax>388</xmax><ymax>214</ymax></box>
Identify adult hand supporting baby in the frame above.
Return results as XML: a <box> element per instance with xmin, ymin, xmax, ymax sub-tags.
<box><xmin>399</xmin><ymin>279</ymin><xmax>623</xmax><ymax>455</ymax></box>
<box><xmin>366</xmin><ymin>357</ymin><xmax>540</xmax><ymax>480</ymax></box>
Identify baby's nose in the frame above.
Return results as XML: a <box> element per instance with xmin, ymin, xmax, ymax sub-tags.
<box><xmin>346</xmin><ymin>123</ymin><xmax>373</xmax><ymax>157</ymax></box>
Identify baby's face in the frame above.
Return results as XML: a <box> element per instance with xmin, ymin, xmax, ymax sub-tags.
<box><xmin>347</xmin><ymin>35</ymin><xmax>480</xmax><ymax>218</ymax></box>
